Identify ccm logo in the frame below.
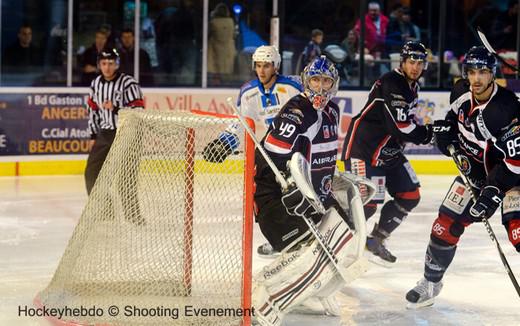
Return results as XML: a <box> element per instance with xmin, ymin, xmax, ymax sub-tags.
<box><xmin>432</xmin><ymin>126</ymin><xmax>450</xmax><ymax>133</ymax></box>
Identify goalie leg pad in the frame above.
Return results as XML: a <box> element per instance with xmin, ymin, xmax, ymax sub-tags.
<box><xmin>253</xmin><ymin>208</ymin><xmax>366</xmax><ymax>321</ymax></box>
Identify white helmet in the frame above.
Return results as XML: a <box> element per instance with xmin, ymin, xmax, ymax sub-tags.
<box><xmin>252</xmin><ymin>45</ymin><xmax>281</xmax><ymax>71</ymax></box>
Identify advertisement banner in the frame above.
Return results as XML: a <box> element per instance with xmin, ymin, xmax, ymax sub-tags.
<box><xmin>0</xmin><ymin>93</ymin><xmax>91</xmax><ymax>156</ymax></box>
<box><xmin>0</xmin><ymin>88</ymin><xmax>452</xmax><ymax>158</ymax></box>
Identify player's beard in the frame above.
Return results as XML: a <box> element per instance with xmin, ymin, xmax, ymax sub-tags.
<box><xmin>472</xmin><ymin>80</ymin><xmax>493</xmax><ymax>97</ymax></box>
<box><xmin>403</xmin><ymin>69</ymin><xmax>421</xmax><ymax>83</ymax></box>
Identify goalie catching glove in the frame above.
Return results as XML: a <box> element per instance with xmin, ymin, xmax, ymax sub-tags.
<box><xmin>202</xmin><ymin>132</ymin><xmax>239</xmax><ymax>163</ymax></box>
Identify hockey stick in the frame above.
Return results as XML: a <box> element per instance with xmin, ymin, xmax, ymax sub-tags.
<box><xmin>477</xmin><ymin>27</ymin><xmax>520</xmax><ymax>73</ymax></box>
<box><xmin>226</xmin><ymin>97</ymin><xmax>352</xmax><ymax>281</ymax></box>
<box><xmin>447</xmin><ymin>145</ymin><xmax>520</xmax><ymax>297</ymax></box>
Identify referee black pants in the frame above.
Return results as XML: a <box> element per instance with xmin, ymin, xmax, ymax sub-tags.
<box><xmin>84</xmin><ymin>129</ymin><xmax>144</xmax><ymax>224</ymax></box>
<box><xmin>85</xmin><ymin>130</ymin><xmax>116</xmax><ymax>195</ymax></box>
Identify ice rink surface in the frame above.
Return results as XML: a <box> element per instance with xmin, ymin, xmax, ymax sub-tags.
<box><xmin>1</xmin><ymin>175</ymin><xmax>519</xmax><ymax>326</ymax></box>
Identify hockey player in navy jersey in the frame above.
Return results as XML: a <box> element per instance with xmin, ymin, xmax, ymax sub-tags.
<box><xmin>406</xmin><ymin>46</ymin><xmax>520</xmax><ymax>308</ymax></box>
<box><xmin>202</xmin><ymin>45</ymin><xmax>302</xmax><ymax>165</ymax></box>
<box><xmin>341</xmin><ymin>41</ymin><xmax>436</xmax><ymax>264</ymax></box>
<box><xmin>254</xmin><ymin>55</ymin><xmax>341</xmax><ymax>256</ymax></box>
<box><xmin>252</xmin><ymin>56</ymin><xmax>358</xmax><ymax>324</ymax></box>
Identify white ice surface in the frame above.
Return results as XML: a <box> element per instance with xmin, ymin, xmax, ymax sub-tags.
<box><xmin>1</xmin><ymin>175</ymin><xmax>519</xmax><ymax>326</ymax></box>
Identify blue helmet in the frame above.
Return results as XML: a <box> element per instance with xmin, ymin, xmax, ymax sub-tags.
<box><xmin>462</xmin><ymin>46</ymin><xmax>496</xmax><ymax>78</ymax></box>
<box><xmin>301</xmin><ymin>55</ymin><xmax>339</xmax><ymax>110</ymax></box>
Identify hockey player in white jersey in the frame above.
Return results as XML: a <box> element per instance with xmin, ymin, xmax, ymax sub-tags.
<box><xmin>202</xmin><ymin>45</ymin><xmax>303</xmax><ymax>165</ymax></box>
<box><xmin>203</xmin><ymin>45</ymin><xmax>303</xmax><ymax>257</ymax></box>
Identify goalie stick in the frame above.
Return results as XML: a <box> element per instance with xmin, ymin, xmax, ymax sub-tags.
<box><xmin>477</xmin><ymin>27</ymin><xmax>520</xmax><ymax>73</ymax></box>
<box><xmin>448</xmin><ymin>145</ymin><xmax>520</xmax><ymax>298</ymax></box>
<box><xmin>226</xmin><ymin>97</ymin><xmax>354</xmax><ymax>282</ymax></box>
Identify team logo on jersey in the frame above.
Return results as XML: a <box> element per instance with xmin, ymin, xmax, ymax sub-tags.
<box><xmin>459</xmin><ymin>155</ymin><xmax>471</xmax><ymax>174</ymax></box>
<box><xmin>276</xmin><ymin>86</ymin><xmax>287</xmax><ymax>94</ymax></box>
<box><xmin>320</xmin><ymin>175</ymin><xmax>333</xmax><ymax>196</ymax></box>
<box><xmin>323</xmin><ymin>126</ymin><xmax>330</xmax><ymax>138</ymax></box>
<box><xmin>458</xmin><ymin>110</ymin><xmax>464</xmax><ymax>123</ymax></box>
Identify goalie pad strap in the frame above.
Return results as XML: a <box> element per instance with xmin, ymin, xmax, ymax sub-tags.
<box><xmin>265</xmin><ymin>225</ymin><xmax>353</xmax><ymax>311</ymax></box>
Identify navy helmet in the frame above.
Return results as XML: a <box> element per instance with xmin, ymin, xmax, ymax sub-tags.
<box><xmin>400</xmin><ymin>41</ymin><xmax>428</xmax><ymax>69</ymax></box>
<box><xmin>462</xmin><ymin>46</ymin><xmax>496</xmax><ymax>78</ymax></box>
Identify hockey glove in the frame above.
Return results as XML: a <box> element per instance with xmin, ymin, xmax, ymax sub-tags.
<box><xmin>506</xmin><ymin>219</ymin><xmax>520</xmax><ymax>253</ymax></box>
<box><xmin>202</xmin><ymin>133</ymin><xmax>239</xmax><ymax>163</ymax></box>
<box><xmin>431</xmin><ymin>120</ymin><xmax>459</xmax><ymax>156</ymax></box>
<box><xmin>469</xmin><ymin>186</ymin><xmax>504</xmax><ymax>221</ymax></box>
<box><xmin>281</xmin><ymin>183</ymin><xmax>318</xmax><ymax>218</ymax></box>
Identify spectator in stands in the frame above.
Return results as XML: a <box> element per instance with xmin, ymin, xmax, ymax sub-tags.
<box><xmin>80</xmin><ymin>29</ymin><xmax>108</xmax><ymax>86</ymax></box>
<box><xmin>2</xmin><ymin>24</ymin><xmax>43</xmax><ymax>85</ymax></box>
<box><xmin>119</xmin><ymin>28</ymin><xmax>154</xmax><ymax>86</ymax></box>
<box><xmin>207</xmin><ymin>2</ymin><xmax>236</xmax><ymax>85</ymax></box>
<box><xmin>340</xmin><ymin>29</ymin><xmax>374</xmax><ymax>84</ymax></box>
<box><xmin>154</xmin><ymin>0</ymin><xmax>197</xmax><ymax>85</ymax></box>
<box><xmin>386</xmin><ymin>6</ymin><xmax>421</xmax><ymax>54</ymax></box>
<box><xmin>301</xmin><ymin>29</ymin><xmax>324</xmax><ymax>68</ymax></box>
<box><xmin>387</xmin><ymin>3</ymin><xmax>403</xmax><ymax>25</ymax></box>
<box><xmin>3</xmin><ymin>24</ymin><xmax>42</xmax><ymax>69</ymax></box>
<box><xmin>354</xmin><ymin>1</ymin><xmax>389</xmax><ymax>57</ymax></box>
<box><xmin>489</xmin><ymin>0</ymin><xmax>518</xmax><ymax>51</ymax></box>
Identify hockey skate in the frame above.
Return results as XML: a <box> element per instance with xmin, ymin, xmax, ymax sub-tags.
<box><xmin>405</xmin><ymin>277</ymin><xmax>443</xmax><ymax>309</ymax></box>
<box><xmin>257</xmin><ymin>242</ymin><xmax>280</xmax><ymax>258</ymax></box>
<box><xmin>365</xmin><ymin>224</ymin><xmax>396</xmax><ymax>266</ymax></box>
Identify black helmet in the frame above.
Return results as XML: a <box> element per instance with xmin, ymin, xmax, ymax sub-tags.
<box><xmin>400</xmin><ymin>41</ymin><xmax>428</xmax><ymax>69</ymax></box>
<box><xmin>97</xmin><ymin>48</ymin><xmax>120</xmax><ymax>65</ymax></box>
<box><xmin>462</xmin><ymin>46</ymin><xmax>496</xmax><ymax>78</ymax></box>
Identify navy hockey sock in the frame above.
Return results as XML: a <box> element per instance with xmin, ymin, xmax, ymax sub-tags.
<box><xmin>375</xmin><ymin>200</ymin><xmax>408</xmax><ymax>237</ymax></box>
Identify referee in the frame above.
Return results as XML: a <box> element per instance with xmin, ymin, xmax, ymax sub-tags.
<box><xmin>84</xmin><ymin>48</ymin><xmax>144</xmax><ymax>224</ymax></box>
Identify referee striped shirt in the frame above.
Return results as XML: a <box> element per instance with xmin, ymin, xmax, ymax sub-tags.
<box><xmin>86</xmin><ymin>72</ymin><xmax>144</xmax><ymax>139</ymax></box>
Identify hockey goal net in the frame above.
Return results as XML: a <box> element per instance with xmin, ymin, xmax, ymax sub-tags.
<box><xmin>35</xmin><ymin>109</ymin><xmax>255</xmax><ymax>326</ymax></box>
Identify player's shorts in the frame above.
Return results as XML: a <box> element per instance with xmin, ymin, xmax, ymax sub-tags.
<box><xmin>344</xmin><ymin>157</ymin><xmax>420</xmax><ymax>204</ymax></box>
<box><xmin>255</xmin><ymin>198</ymin><xmax>321</xmax><ymax>252</ymax></box>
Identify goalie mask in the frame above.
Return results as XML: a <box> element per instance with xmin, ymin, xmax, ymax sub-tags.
<box><xmin>251</xmin><ymin>45</ymin><xmax>281</xmax><ymax>71</ymax></box>
<box><xmin>301</xmin><ymin>55</ymin><xmax>339</xmax><ymax>110</ymax></box>
<box><xmin>462</xmin><ymin>46</ymin><xmax>496</xmax><ymax>78</ymax></box>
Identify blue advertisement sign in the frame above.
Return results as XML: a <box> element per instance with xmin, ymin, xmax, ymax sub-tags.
<box><xmin>0</xmin><ymin>93</ymin><xmax>91</xmax><ymax>155</ymax></box>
